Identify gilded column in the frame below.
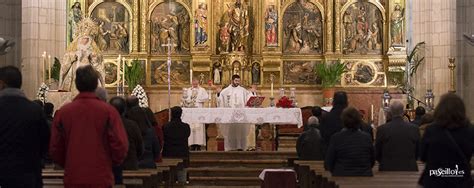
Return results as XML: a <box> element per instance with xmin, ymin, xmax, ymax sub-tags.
<box><xmin>140</xmin><ymin>0</ymin><xmax>149</xmax><ymax>53</ymax></box>
<box><xmin>334</xmin><ymin>0</ymin><xmax>341</xmax><ymax>54</ymax></box>
<box><xmin>325</xmin><ymin>0</ymin><xmax>333</xmax><ymax>54</ymax></box>
<box><xmin>132</xmin><ymin>0</ymin><xmax>139</xmax><ymax>53</ymax></box>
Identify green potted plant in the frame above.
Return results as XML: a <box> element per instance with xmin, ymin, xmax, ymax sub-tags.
<box><xmin>124</xmin><ymin>59</ymin><xmax>144</xmax><ymax>93</ymax></box>
<box><xmin>315</xmin><ymin>59</ymin><xmax>347</xmax><ymax>106</ymax></box>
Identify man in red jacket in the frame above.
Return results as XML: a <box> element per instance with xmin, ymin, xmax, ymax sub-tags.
<box><xmin>50</xmin><ymin>65</ymin><xmax>128</xmax><ymax>188</ymax></box>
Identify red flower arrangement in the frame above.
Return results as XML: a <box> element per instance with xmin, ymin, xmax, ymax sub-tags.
<box><xmin>276</xmin><ymin>96</ymin><xmax>294</xmax><ymax>108</ymax></box>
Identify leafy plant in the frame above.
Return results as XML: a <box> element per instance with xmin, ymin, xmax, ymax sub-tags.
<box><xmin>315</xmin><ymin>59</ymin><xmax>347</xmax><ymax>88</ymax></box>
<box><xmin>124</xmin><ymin>59</ymin><xmax>144</xmax><ymax>93</ymax></box>
<box><xmin>408</xmin><ymin>42</ymin><xmax>425</xmax><ymax>77</ymax></box>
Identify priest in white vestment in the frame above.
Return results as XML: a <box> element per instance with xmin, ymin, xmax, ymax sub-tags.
<box><xmin>217</xmin><ymin>75</ymin><xmax>251</xmax><ymax>151</ymax></box>
<box><xmin>185</xmin><ymin>79</ymin><xmax>209</xmax><ymax>150</ymax></box>
<box><xmin>246</xmin><ymin>84</ymin><xmax>258</xmax><ymax>150</ymax></box>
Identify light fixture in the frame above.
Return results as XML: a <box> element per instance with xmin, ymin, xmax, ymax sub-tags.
<box><xmin>382</xmin><ymin>90</ymin><xmax>391</xmax><ymax>109</ymax></box>
<box><xmin>424</xmin><ymin>89</ymin><xmax>435</xmax><ymax>111</ymax></box>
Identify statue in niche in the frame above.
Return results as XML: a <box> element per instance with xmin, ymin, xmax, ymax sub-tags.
<box><xmin>251</xmin><ymin>63</ymin><xmax>260</xmax><ymax>84</ymax></box>
<box><xmin>60</xmin><ymin>18</ymin><xmax>104</xmax><ymax>95</ymax></box>
<box><xmin>264</xmin><ymin>5</ymin><xmax>278</xmax><ymax>46</ymax></box>
<box><xmin>194</xmin><ymin>3</ymin><xmax>208</xmax><ymax>46</ymax></box>
<box><xmin>68</xmin><ymin>2</ymin><xmax>82</xmax><ymax>43</ymax></box>
<box><xmin>232</xmin><ymin>61</ymin><xmax>241</xmax><ymax>76</ymax></box>
<box><xmin>391</xmin><ymin>4</ymin><xmax>404</xmax><ymax>46</ymax></box>
<box><xmin>283</xmin><ymin>0</ymin><xmax>323</xmax><ymax>54</ymax></box>
<box><xmin>150</xmin><ymin>2</ymin><xmax>190</xmax><ymax>54</ymax></box>
<box><xmin>343</xmin><ymin>2</ymin><xmax>383</xmax><ymax>55</ymax></box>
<box><xmin>218</xmin><ymin>0</ymin><xmax>250</xmax><ymax>53</ymax></box>
<box><xmin>213</xmin><ymin>62</ymin><xmax>222</xmax><ymax>84</ymax></box>
<box><xmin>90</xmin><ymin>3</ymin><xmax>130</xmax><ymax>54</ymax></box>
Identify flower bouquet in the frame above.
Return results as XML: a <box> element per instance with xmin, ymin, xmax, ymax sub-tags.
<box><xmin>276</xmin><ymin>96</ymin><xmax>294</xmax><ymax>108</ymax></box>
<box><xmin>36</xmin><ymin>83</ymin><xmax>49</xmax><ymax>103</ymax></box>
<box><xmin>131</xmin><ymin>85</ymin><xmax>149</xmax><ymax>108</ymax></box>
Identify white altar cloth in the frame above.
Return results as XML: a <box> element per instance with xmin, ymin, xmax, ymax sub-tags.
<box><xmin>181</xmin><ymin>108</ymin><xmax>303</xmax><ymax>127</ymax></box>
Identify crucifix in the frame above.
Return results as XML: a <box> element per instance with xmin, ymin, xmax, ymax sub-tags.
<box><xmin>162</xmin><ymin>37</ymin><xmax>177</xmax><ymax>121</ymax></box>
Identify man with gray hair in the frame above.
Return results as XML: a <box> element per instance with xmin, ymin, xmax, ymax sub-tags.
<box><xmin>375</xmin><ymin>101</ymin><xmax>420</xmax><ymax>171</ymax></box>
<box><xmin>296</xmin><ymin>116</ymin><xmax>324</xmax><ymax>160</ymax></box>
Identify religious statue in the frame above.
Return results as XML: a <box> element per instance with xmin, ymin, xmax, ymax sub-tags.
<box><xmin>68</xmin><ymin>2</ymin><xmax>82</xmax><ymax>43</ymax></box>
<box><xmin>264</xmin><ymin>5</ymin><xmax>278</xmax><ymax>46</ymax></box>
<box><xmin>368</xmin><ymin>23</ymin><xmax>381</xmax><ymax>50</ymax></box>
<box><xmin>177</xmin><ymin>10</ymin><xmax>191</xmax><ymax>52</ymax></box>
<box><xmin>286</xmin><ymin>23</ymin><xmax>303</xmax><ymax>52</ymax></box>
<box><xmin>343</xmin><ymin>11</ymin><xmax>354</xmax><ymax>40</ymax></box>
<box><xmin>218</xmin><ymin>0</ymin><xmax>250</xmax><ymax>53</ymax></box>
<box><xmin>213</xmin><ymin>63</ymin><xmax>222</xmax><ymax>84</ymax></box>
<box><xmin>194</xmin><ymin>3</ymin><xmax>208</xmax><ymax>46</ymax></box>
<box><xmin>96</xmin><ymin>21</ymin><xmax>110</xmax><ymax>51</ymax></box>
<box><xmin>232</xmin><ymin>61</ymin><xmax>241</xmax><ymax>76</ymax></box>
<box><xmin>251</xmin><ymin>63</ymin><xmax>260</xmax><ymax>84</ymax></box>
<box><xmin>219</xmin><ymin>23</ymin><xmax>231</xmax><ymax>53</ymax></box>
<box><xmin>391</xmin><ymin>4</ymin><xmax>404</xmax><ymax>46</ymax></box>
<box><xmin>60</xmin><ymin>18</ymin><xmax>104</xmax><ymax>94</ymax></box>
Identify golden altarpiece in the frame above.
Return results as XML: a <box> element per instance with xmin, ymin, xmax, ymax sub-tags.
<box><xmin>63</xmin><ymin>0</ymin><xmax>407</xmax><ymax>151</ymax></box>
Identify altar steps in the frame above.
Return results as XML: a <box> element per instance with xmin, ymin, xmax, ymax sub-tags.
<box><xmin>188</xmin><ymin>151</ymin><xmax>297</xmax><ymax>186</ymax></box>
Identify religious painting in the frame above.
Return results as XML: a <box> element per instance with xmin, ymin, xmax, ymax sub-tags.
<box><xmin>354</xmin><ymin>63</ymin><xmax>375</xmax><ymax>84</ymax></box>
<box><xmin>212</xmin><ymin>62</ymin><xmax>223</xmax><ymax>85</ymax></box>
<box><xmin>151</xmin><ymin>60</ymin><xmax>190</xmax><ymax>85</ymax></box>
<box><xmin>194</xmin><ymin>2</ymin><xmax>208</xmax><ymax>46</ymax></box>
<box><xmin>150</xmin><ymin>2</ymin><xmax>190</xmax><ymax>54</ymax></box>
<box><xmin>282</xmin><ymin>0</ymin><xmax>323</xmax><ymax>54</ymax></box>
<box><xmin>251</xmin><ymin>62</ymin><xmax>260</xmax><ymax>84</ymax></box>
<box><xmin>90</xmin><ymin>2</ymin><xmax>130</xmax><ymax>54</ymax></box>
<box><xmin>342</xmin><ymin>61</ymin><xmax>386</xmax><ymax>87</ymax></box>
<box><xmin>264</xmin><ymin>5</ymin><xmax>278</xmax><ymax>47</ymax></box>
<box><xmin>217</xmin><ymin>0</ymin><xmax>251</xmax><ymax>54</ymax></box>
<box><xmin>342</xmin><ymin>2</ymin><xmax>383</xmax><ymax>55</ymax></box>
<box><xmin>68</xmin><ymin>1</ymin><xmax>83</xmax><ymax>43</ymax></box>
<box><xmin>390</xmin><ymin>4</ymin><xmax>404</xmax><ymax>46</ymax></box>
<box><xmin>104</xmin><ymin>61</ymin><xmax>119</xmax><ymax>86</ymax></box>
<box><xmin>283</xmin><ymin>61</ymin><xmax>321</xmax><ymax>84</ymax></box>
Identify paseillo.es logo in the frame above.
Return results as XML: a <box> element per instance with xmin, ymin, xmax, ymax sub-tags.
<box><xmin>429</xmin><ymin>165</ymin><xmax>465</xmax><ymax>177</ymax></box>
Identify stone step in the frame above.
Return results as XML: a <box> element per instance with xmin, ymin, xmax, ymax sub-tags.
<box><xmin>189</xmin><ymin>176</ymin><xmax>261</xmax><ymax>186</ymax></box>
<box><xmin>189</xmin><ymin>159</ymin><xmax>288</xmax><ymax>168</ymax></box>
<box><xmin>188</xmin><ymin>167</ymin><xmax>262</xmax><ymax>177</ymax></box>
<box><xmin>190</xmin><ymin>151</ymin><xmax>296</xmax><ymax>160</ymax></box>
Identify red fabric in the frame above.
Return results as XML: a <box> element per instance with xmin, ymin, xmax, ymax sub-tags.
<box><xmin>65</xmin><ymin>184</ymin><xmax>111</xmax><ymax>188</ymax></box>
<box><xmin>154</xmin><ymin>124</ymin><xmax>164</xmax><ymax>162</ymax></box>
<box><xmin>49</xmin><ymin>92</ymin><xmax>128</xmax><ymax>186</ymax></box>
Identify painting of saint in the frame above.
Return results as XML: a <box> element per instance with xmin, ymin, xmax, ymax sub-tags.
<box><xmin>90</xmin><ymin>2</ymin><xmax>130</xmax><ymax>54</ymax></box>
<box><xmin>265</xmin><ymin>5</ymin><xmax>278</xmax><ymax>47</ymax></box>
<box><xmin>151</xmin><ymin>61</ymin><xmax>190</xmax><ymax>85</ymax></box>
<box><xmin>68</xmin><ymin>2</ymin><xmax>82</xmax><ymax>43</ymax></box>
<box><xmin>283</xmin><ymin>0</ymin><xmax>323</xmax><ymax>54</ymax></box>
<box><xmin>194</xmin><ymin>3</ymin><xmax>208</xmax><ymax>46</ymax></box>
<box><xmin>354</xmin><ymin>63</ymin><xmax>375</xmax><ymax>84</ymax></box>
<box><xmin>150</xmin><ymin>2</ymin><xmax>190</xmax><ymax>54</ymax></box>
<box><xmin>283</xmin><ymin>61</ymin><xmax>321</xmax><ymax>84</ymax></box>
<box><xmin>342</xmin><ymin>2</ymin><xmax>383</xmax><ymax>55</ymax></box>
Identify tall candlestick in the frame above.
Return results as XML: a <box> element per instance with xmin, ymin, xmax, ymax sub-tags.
<box><xmin>48</xmin><ymin>55</ymin><xmax>51</xmax><ymax>81</ymax></box>
<box><xmin>42</xmin><ymin>51</ymin><xmax>46</xmax><ymax>82</ymax></box>
<box><xmin>371</xmin><ymin>104</ymin><xmax>374</xmax><ymax>122</ymax></box>
<box><xmin>122</xmin><ymin>57</ymin><xmax>126</xmax><ymax>89</ymax></box>
<box><xmin>190</xmin><ymin>70</ymin><xmax>193</xmax><ymax>85</ymax></box>
<box><xmin>271</xmin><ymin>82</ymin><xmax>274</xmax><ymax>97</ymax></box>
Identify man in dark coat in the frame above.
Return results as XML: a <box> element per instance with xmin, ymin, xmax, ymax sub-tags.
<box><xmin>376</xmin><ymin>101</ymin><xmax>420</xmax><ymax>171</ymax></box>
<box><xmin>110</xmin><ymin>97</ymin><xmax>144</xmax><ymax>170</ymax></box>
<box><xmin>0</xmin><ymin>66</ymin><xmax>50</xmax><ymax>188</ymax></box>
<box><xmin>163</xmin><ymin>106</ymin><xmax>191</xmax><ymax>184</ymax></box>
<box><xmin>411</xmin><ymin>106</ymin><xmax>425</xmax><ymax>126</ymax></box>
<box><xmin>296</xmin><ymin>116</ymin><xmax>324</xmax><ymax>160</ymax></box>
<box><xmin>319</xmin><ymin>91</ymin><xmax>348</xmax><ymax>156</ymax></box>
<box><xmin>50</xmin><ymin>65</ymin><xmax>128</xmax><ymax>187</ymax></box>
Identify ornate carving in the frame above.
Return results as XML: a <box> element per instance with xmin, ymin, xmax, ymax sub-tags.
<box><xmin>283</xmin><ymin>61</ymin><xmax>321</xmax><ymax>84</ymax></box>
<box><xmin>217</xmin><ymin>0</ymin><xmax>251</xmax><ymax>54</ymax></box>
<box><xmin>151</xmin><ymin>60</ymin><xmax>190</xmax><ymax>85</ymax></box>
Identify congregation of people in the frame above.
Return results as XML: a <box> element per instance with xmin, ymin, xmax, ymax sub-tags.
<box><xmin>0</xmin><ymin>65</ymin><xmax>191</xmax><ymax>187</ymax></box>
<box><xmin>297</xmin><ymin>91</ymin><xmax>474</xmax><ymax>187</ymax></box>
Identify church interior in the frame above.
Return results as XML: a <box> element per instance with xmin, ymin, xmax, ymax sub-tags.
<box><xmin>1</xmin><ymin>0</ymin><xmax>474</xmax><ymax>187</ymax></box>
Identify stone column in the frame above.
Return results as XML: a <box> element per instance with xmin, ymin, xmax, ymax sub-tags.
<box><xmin>325</xmin><ymin>0</ymin><xmax>333</xmax><ymax>54</ymax></box>
<box><xmin>0</xmin><ymin>0</ymin><xmax>21</xmax><ymax>67</ymax></box>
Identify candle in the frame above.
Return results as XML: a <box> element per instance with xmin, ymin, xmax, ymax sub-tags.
<box><xmin>270</xmin><ymin>82</ymin><xmax>274</xmax><ymax>97</ymax></box>
<box><xmin>42</xmin><ymin>51</ymin><xmax>46</xmax><ymax>82</ymax></box>
<box><xmin>371</xmin><ymin>104</ymin><xmax>374</xmax><ymax>122</ymax></box>
<box><xmin>190</xmin><ymin>70</ymin><xmax>193</xmax><ymax>85</ymax></box>
<box><xmin>48</xmin><ymin>55</ymin><xmax>51</xmax><ymax>81</ymax></box>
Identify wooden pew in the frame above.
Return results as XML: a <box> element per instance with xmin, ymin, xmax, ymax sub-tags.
<box><xmin>293</xmin><ymin>160</ymin><xmax>424</xmax><ymax>188</ymax></box>
<box><xmin>156</xmin><ymin>158</ymin><xmax>184</xmax><ymax>187</ymax></box>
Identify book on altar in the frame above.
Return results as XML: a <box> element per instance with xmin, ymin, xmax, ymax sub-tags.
<box><xmin>246</xmin><ymin>96</ymin><xmax>265</xmax><ymax>107</ymax></box>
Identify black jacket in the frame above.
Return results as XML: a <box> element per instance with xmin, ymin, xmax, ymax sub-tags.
<box><xmin>296</xmin><ymin>127</ymin><xmax>324</xmax><ymax>160</ymax></box>
<box><xmin>419</xmin><ymin>122</ymin><xmax>474</xmax><ymax>188</ymax></box>
<box><xmin>318</xmin><ymin>106</ymin><xmax>345</xmax><ymax>156</ymax></box>
<box><xmin>138</xmin><ymin>127</ymin><xmax>161</xmax><ymax>169</ymax></box>
<box><xmin>126</xmin><ymin>106</ymin><xmax>152</xmax><ymax>136</ymax></box>
<box><xmin>121</xmin><ymin>117</ymin><xmax>144</xmax><ymax>170</ymax></box>
<box><xmin>325</xmin><ymin>128</ymin><xmax>374</xmax><ymax>176</ymax></box>
<box><xmin>162</xmin><ymin>119</ymin><xmax>191</xmax><ymax>159</ymax></box>
<box><xmin>0</xmin><ymin>91</ymin><xmax>50</xmax><ymax>188</ymax></box>
<box><xmin>375</xmin><ymin>117</ymin><xmax>420</xmax><ymax>171</ymax></box>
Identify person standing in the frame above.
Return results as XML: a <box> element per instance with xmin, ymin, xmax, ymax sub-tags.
<box><xmin>50</xmin><ymin>65</ymin><xmax>128</xmax><ymax>187</ymax></box>
<box><xmin>185</xmin><ymin>79</ymin><xmax>209</xmax><ymax>151</ymax></box>
<box><xmin>375</xmin><ymin>101</ymin><xmax>420</xmax><ymax>171</ymax></box>
<box><xmin>217</xmin><ymin>75</ymin><xmax>251</xmax><ymax>151</ymax></box>
<box><xmin>319</xmin><ymin>91</ymin><xmax>348</xmax><ymax>156</ymax></box>
<box><xmin>0</xmin><ymin>66</ymin><xmax>50</xmax><ymax>188</ymax></box>
<box><xmin>419</xmin><ymin>93</ymin><xmax>474</xmax><ymax>188</ymax></box>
